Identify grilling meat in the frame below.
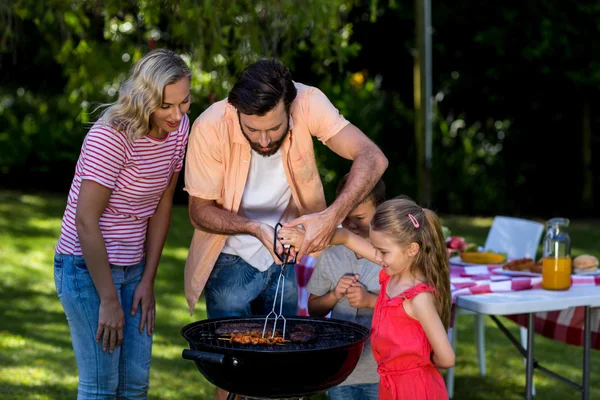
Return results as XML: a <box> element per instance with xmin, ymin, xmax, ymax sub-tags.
<box><xmin>215</xmin><ymin>322</ymin><xmax>319</xmax><ymax>345</ymax></box>
<box><xmin>288</xmin><ymin>331</ymin><xmax>318</xmax><ymax>343</ymax></box>
<box><xmin>215</xmin><ymin>322</ymin><xmax>265</xmax><ymax>335</ymax></box>
<box><xmin>226</xmin><ymin>332</ymin><xmax>288</xmax><ymax>345</ymax></box>
<box><xmin>292</xmin><ymin>323</ymin><xmax>318</xmax><ymax>333</ymax></box>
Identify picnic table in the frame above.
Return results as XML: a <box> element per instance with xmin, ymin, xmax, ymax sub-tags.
<box><xmin>450</xmin><ymin>263</ymin><xmax>600</xmax><ymax>350</ymax></box>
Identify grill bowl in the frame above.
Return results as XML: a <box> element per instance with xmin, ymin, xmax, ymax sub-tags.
<box><xmin>181</xmin><ymin>316</ymin><xmax>370</xmax><ymax>398</ymax></box>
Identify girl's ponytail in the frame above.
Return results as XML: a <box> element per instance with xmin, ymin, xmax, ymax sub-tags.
<box><xmin>419</xmin><ymin>209</ymin><xmax>452</xmax><ymax>331</ymax></box>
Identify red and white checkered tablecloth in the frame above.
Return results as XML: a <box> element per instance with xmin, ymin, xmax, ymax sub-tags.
<box><xmin>295</xmin><ymin>255</ymin><xmax>317</xmax><ymax>317</ymax></box>
<box><xmin>294</xmin><ymin>256</ymin><xmax>600</xmax><ymax>349</ymax></box>
<box><xmin>449</xmin><ymin>263</ymin><xmax>600</xmax><ymax>350</ymax></box>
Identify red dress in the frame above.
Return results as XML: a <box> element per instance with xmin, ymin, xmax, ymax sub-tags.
<box><xmin>371</xmin><ymin>269</ymin><xmax>448</xmax><ymax>400</ymax></box>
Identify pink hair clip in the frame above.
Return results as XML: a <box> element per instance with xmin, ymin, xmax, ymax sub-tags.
<box><xmin>408</xmin><ymin>213</ymin><xmax>420</xmax><ymax>228</ymax></box>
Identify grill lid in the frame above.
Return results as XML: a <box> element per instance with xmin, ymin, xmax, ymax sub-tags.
<box><xmin>181</xmin><ymin>316</ymin><xmax>370</xmax><ymax>353</ymax></box>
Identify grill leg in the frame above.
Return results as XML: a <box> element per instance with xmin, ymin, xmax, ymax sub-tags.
<box><xmin>226</xmin><ymin>393</ymin><xmax>236</xmax><ymax>400</ymax></box>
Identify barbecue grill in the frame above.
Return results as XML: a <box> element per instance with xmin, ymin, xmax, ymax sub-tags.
<box><xmin>181</xmin><ymin>316</ymin><xmax>370</xmax><ymax>399</ymax></box>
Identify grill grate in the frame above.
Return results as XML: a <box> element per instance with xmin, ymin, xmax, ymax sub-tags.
<box><xmin>184</xmin><ymin>316</ymin><xmax>368</xmax><ymax>352</ymax></box>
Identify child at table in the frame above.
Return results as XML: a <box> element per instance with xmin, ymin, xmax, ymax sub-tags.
<box><xmin>306</xmin><ymin>173</ymin><xmax>386</xmax><ymax>400</ymax></box>
<box><xmin>279</xmin><ymin>196</ymin><xmax>455</xmax><ymax>400</ymax></box>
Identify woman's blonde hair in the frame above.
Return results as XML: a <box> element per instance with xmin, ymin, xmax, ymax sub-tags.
<box><xmin>371</xmin><ymin>196</ymin><xmax>452</xmax><ymax>330</ymax></box>
<box><xmin>97</xmin><ymin>49</ymin><xmax>191</xmax><ymax>141</ymax></box>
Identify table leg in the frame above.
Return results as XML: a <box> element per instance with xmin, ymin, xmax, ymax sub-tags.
<box><xmin>525</xmin><ymin>313</ymin><xmax>534</xmax><ymax>400</ymax></box>
<box><xmin>583</xmin><ymin>306</ymin><xmax>590</xmax><ymax>400</ymax></box>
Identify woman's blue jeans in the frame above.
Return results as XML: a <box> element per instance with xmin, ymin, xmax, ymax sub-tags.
<box><xmin>54</xmin><ymin>253</ymin><xmax>152</xmax><ymax>400</ymax></box>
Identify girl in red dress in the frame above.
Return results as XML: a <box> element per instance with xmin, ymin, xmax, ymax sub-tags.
<box><xmin>279</xmin><ymin>196</ymin><xmax>454</xmax><ymax>399</ymax></box>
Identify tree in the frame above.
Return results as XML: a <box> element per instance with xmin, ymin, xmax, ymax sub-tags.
<box><xmin>0</xmin><ymin>0</ymin><xmax>368</xmax><ymax>196</ymax></box>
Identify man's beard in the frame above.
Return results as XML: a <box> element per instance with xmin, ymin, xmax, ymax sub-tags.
<box><xmin>238</xmin><ymin>113</ymin><xmax>290</xmax><ymax>157</ymax></box>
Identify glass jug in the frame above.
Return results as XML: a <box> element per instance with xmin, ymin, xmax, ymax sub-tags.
<box><xmin>542</xmin><ymin>217</ymin><xmax>572</xmax><ymax>290</ymax></box>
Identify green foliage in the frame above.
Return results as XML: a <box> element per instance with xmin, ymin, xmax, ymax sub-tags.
<box><xmin>428</xmin><ymin>1</ymin><xmax>600</xmax><ymax>215</ymax></box>
<box><xmin>0</xmin><ymin>0</ymin><xmax>365</xmax><ymax>182</ymax></box>
<box><xmin>313</xmin><ymin>70</ymin><xmax>401</xmax><ymax>203</ymax></box>
<box><xmin>2</xmin><ymin>1</ymin><xmax>600</xmax><ymax>216</ymax></box>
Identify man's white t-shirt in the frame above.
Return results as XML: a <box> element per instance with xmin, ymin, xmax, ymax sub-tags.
<box><xmin>221</xmin><ymin>149</ymin><xmax>292</xmax><ymax>271</ymax></box>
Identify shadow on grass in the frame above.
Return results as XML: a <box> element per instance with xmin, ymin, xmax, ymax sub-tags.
<box><xmin>452</xmin><ymin>314</ymin><xmax>600</xmax><ymax>400</ymax></box>
<box><xmin>0</xmin><ymin>382</ymin><xmax>77</xmax><ymax>400</ymax></box>
<box><xmin>0</xmin><ymin>283</ymin><xmax>74</xmax><ymax>349</ymax></box>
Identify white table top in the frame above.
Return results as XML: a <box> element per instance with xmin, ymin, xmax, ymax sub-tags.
<box><xmin>456</xmin><ymin>286</ymin><xmax>600</xmax><ymax>315</ymax></box>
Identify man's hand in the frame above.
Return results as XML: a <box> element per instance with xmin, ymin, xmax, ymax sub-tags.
<box><xmin>255</xmin><ymin>223</ymin><xmax>284</xmax><ymax>265</ymax></box>
<box><xmin>333</xmin><ymin>274</ymin><xmax>359</xmax><ymax>301</ymax></box>
<box><xmin>284</xmin><ymin>209</ymin><xmax>339</xmax><ymax>261</ymax></box>
<box><xmin>347</xmin><ymin>279</ymin><xmax>377</xmax><ymax>309</ymax></box>
<box><xmin>130</xmin><ymin>279</ymin><xmax>156</xmax><ymax>336</ymax></box>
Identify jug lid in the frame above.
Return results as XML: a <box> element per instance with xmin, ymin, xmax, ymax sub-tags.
<box><xmin>546</xmin><ymin>217</ymin><xmax>570</xmax><ymax>228</ymax></box>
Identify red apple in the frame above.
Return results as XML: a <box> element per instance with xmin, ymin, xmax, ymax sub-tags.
<box><xmin>447</xmin><ymin>236</ymin><xmax>467</xmax><ymax>251</ymax></box>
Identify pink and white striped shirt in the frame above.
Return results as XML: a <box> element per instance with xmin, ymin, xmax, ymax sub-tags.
<box><xmin>55</xmin><ymin>114</ymin><xmax>190</xmax><ymax>265</ymax></box>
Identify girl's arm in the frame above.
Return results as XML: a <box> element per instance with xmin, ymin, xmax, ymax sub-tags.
<box><xmin>279</xmin><ymin>227</ymin><xmax>380</xmax><ymax>266</ymax></box>
<box><xmin>131</xmin><ymin>171</ymin><xmax>180</xmax><ymax>335</ymax></box>
<box><xmin>410</xmin><ymin>292</ymin><xmax>455</xmax><ymax>369</ymax></box>
<box><xmin>331</xmin><ymin>228</ymin><xmax>379</xmax><ymax>265</ymax></box>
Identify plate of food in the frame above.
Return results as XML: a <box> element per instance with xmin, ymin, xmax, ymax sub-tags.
<box><xmin>450</xmin><ymin>251</ymin><xmax>507</xmax><ymax>266</ymax></box>
<box><xmin>493</xmin><ymin>258</ymin><xmax>542</xmax><ymax>277</ymax></box>
<box><xmin>493</xmin><ymin>268</ymin><xmax>541</xmax><ymax>277</ymax></box>
<box><xmin>493</xmin><ymin>257</ymin><xmax>542</xmax><ymax>277</ymax></box>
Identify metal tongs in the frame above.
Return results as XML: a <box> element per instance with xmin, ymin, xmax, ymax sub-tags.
<box><xmin>262</xmin><ymin>222</ymin><xmax>295</xmax><ymax>339</ymax></box>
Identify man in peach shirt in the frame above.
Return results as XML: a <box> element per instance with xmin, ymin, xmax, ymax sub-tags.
<box><xmin>184</xmin><ymin>59</ymin><xmax>387</xmax><ymax>399</ymax></box>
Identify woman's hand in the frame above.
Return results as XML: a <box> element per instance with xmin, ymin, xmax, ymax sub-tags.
<box><xmin>130</xmin><ymin>279</ymin><xmax>156</xmax><ymax>336</ymax></box>
<box><xmin>96</xmin><ymin>297</ymin><xmax>125</xmax><ymax>353</ymax></box>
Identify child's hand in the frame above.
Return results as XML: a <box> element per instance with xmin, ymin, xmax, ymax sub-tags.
<box><xmin>347</xmin><ymin>280</ymin><xmax>376</xmax><ymax>309</ymax></box>
<box><xmin>333</xmin><ymin>274</ymin><xmax>359</xmax><ymax>300</ymax></box>
<box><xmin>278</xmin><ymin>226</ymin><xmax>305</xmax><ymax>249</ymax></box>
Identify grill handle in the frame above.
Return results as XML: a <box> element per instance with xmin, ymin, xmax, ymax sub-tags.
<box><xmin>182</xmin><ymin>349</ymin><xmax>225</xmax><ymax>365</ymax></box>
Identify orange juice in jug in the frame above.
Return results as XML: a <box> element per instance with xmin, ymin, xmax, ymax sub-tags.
<box><xmin>541</xmin><ymin>218</ymin><xmax>572</xmax><ymax>291</ymax></box>
<box><xmin>542</xmin><ymin>256</ymin><xmax>572</xmax><ymax>290</ymax></box>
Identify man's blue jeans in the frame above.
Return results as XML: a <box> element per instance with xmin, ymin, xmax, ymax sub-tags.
<box><xmin>54</xmin><ymin>253</ymin><xmax>152</xmax><ymax>400</ymax></box>
<box><xmin>204</xmin><ymin>253</ymin><xmax>298</xmax><ymax>318</ymax></box>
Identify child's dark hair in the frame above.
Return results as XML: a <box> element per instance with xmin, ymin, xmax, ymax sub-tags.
<box><xmin>370</xmin><ymin>195</ymin><xmax>451</xmax><ymax>330</ymax></box>
<box><xmin>336</xmin><ymin>173</ymin><xmax>386</xmax><ymax>207</ymax></box>
<box><xmin>228</xmin><ymin>59</ymin><xmax>297</xmax><ymax>116</ymax></box>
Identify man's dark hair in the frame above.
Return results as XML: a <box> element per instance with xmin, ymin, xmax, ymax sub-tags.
<box><xmin>336</xmin><ymin>173</ymin><xmax>386</xmax><ymax>207</ymax></box>
<box><xmin>228</xmin><ymin>59</ymin><xmax>297</xmax><ymax>115</ymax></box>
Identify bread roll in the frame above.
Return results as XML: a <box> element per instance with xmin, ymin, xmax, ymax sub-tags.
<box><xmin>573</xmin><ymin>254</ymin><xmax>599</xmax><ymax>273</ymax></box>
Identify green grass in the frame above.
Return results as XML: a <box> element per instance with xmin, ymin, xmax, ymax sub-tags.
<box><xmin>0</xmin><ymin>190</ymin><xmax>598</xmax><ymax>399</ymax></box>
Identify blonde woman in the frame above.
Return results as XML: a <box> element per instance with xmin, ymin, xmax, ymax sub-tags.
<box><xmin>54</xmin><ymin>49</ymin><xmax>191</xmax><ymax>399</ymax></box>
